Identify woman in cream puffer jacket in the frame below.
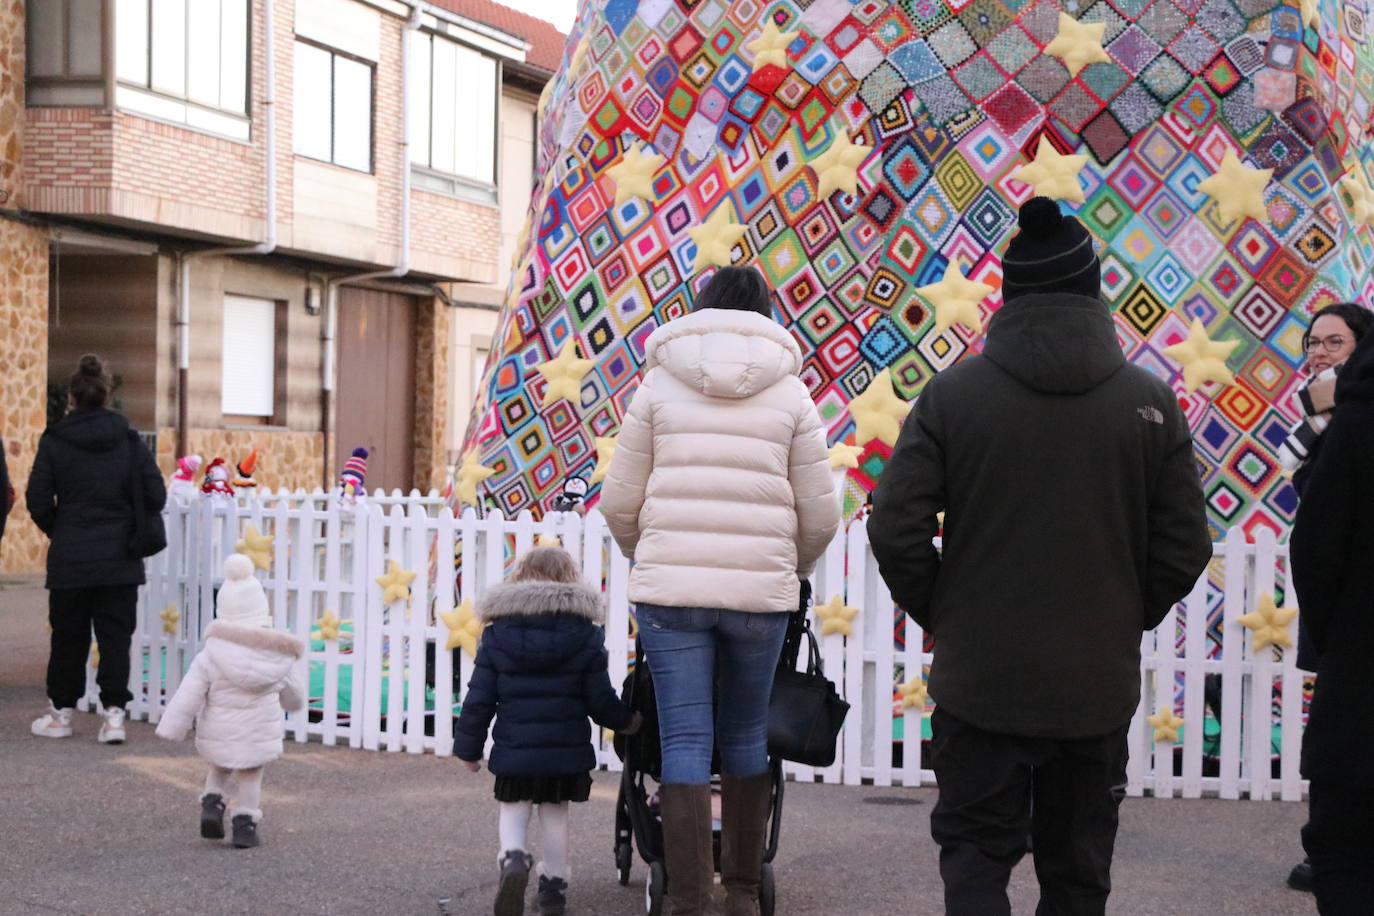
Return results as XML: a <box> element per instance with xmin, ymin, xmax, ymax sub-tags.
<box><xmin>600</xmin><ymin>265</ymin><xmax>839</xmax><ymax>916</ymax></box>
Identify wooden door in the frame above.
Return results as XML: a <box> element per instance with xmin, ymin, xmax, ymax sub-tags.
<box><xmin>335</xmin><ymin>287</ymin><xmax>417</xmax><ymax>494</ymax></box>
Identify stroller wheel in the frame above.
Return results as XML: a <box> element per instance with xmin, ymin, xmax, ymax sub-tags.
<box><xmin>616</xmin><ymin>842</ymin><xmax>633</xmax><ymax>886</ymax></box>
<box><xmin>759</xmin><ymin>862</ymin><xmax>776</xmax><ymax>916</ymax></box>
<box><xmin>645</xmin><ymin>860</ymin><xmax>666</xmax><ymax>916</ymax></box>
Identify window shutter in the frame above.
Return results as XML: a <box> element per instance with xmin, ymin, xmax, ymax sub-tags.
<box><xmin>221</xmin><ymin>295</ymin><xmax>276</xmax><ymax>417</ymax></box>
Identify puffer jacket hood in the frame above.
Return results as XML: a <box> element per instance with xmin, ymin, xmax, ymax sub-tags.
<box><xmin>983</xmin><ymin>293</ymin><xmax>1125</xmax><ymax>395</ymax></box>
<box><xmin>49</xmin><ymin>407</ymin><xmax>129</xmax><ymax>452</ymax></box>
<box><xmin>646</xmin><ymin>309</ymin><xmax>802</xmax><ymax>399</ymax></box>
<box><xmin>155</xmin><ymin>621</ymin><xmax>307</xmax><ymax>770</ymax></box>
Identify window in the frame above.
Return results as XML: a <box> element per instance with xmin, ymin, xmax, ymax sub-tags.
<box><xmin>410</xmin><ymin>32</ymin><xmax>498</xmax><ymax>192</ymax></box>
<box><xmin>114</xmin><ymin>0</ymin><xmax>249</xmax><ymax>138</ymax></box>
<box><xmin>25</xmin><ymin>0</ymin><xmax>107</xmax><ymax>106</ymax></box>
<box><xmin>294</xmin><ymin>39</ymin><xmax>373</xmax><ymax>172</ymax></box>
<box><xmin>222</xmin><ymin>295</ymin><xmax>278</xmax><ymax>420</ymax></box>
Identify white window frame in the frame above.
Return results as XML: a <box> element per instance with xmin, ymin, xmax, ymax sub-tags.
<box><xmin>409</xmin><ymin>30</ymin><xmax>500</xmax><ymax>202</ymax></box>
<box><xmin>293</xmin><ymin>37</ymin><xmax>375</xmax><ymax>173</ymax></box>
<box><xmin>221</xmin><ymin>295</ymin><xmax>278</xmax><ymax>420</ymax></box>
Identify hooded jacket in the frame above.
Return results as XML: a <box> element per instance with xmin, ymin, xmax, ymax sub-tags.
<box><xmin>25</xmin><ymin>407</ymin><xmax>165</xmax><ymax>588</ymax></box>
<box><xmin>1291</xmin><ymin>332</ymin><xmax>1374</xmax><ymax>787</ymax></box>
<box><xmin>600</xmin><ymin>309</ymin><xmax>840</xmax><ymax>613</ymax></box>
<box><xmin>155</xmin><ymin>621</ymin><xmax>307</xmax><ymax>770</ymax></box>
<box><xmin>869</xmin><ymin>294</ymin><xmax>1211</xmax><ymax>738</ymax></box>
<box><xmin>453</xmin><ymin>580</ymin><xmax>635</xmax><ymax>775</ymax></box>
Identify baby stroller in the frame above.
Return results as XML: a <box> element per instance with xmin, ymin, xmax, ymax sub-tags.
<box><xmin>612</xmin><ymin>584</ymin><xmax>812</xmax><ymax>916</ymax></box>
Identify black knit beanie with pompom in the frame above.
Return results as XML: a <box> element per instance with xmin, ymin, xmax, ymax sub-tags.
<box><xmin>1000</xmin><ymin>197</ymin><xmax>1101</xmax><ymax>304</ymax></box>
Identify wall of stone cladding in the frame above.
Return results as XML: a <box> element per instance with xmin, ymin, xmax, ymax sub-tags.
<box><xmin>413</xmin><ymin>297</ymin><xmax>451</xmax><ymax>493</ymax></box>
<box><xmin>0</xmin><ymin>0</ymin><xmax>24</xmax><ymax>209</ymax></box>
<box><xmin>0</xmin><ymin>219</ymin><xmax>50</xmax><ymax>575</ymax></box>
<box><xmin>155</xmin><ymin>427</ymin><xmax>324</xmax><ymax>495</ymax></box>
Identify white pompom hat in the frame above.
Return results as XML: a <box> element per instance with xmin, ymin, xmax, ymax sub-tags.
<box><xmin>217</xmin><ymin>554</ymin><xmax>271</xmax><ymax>628</ymax></box>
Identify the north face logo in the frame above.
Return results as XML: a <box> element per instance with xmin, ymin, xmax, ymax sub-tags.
<box><xmin>1137</xmin><ymin>406</ymin><xmax>1165</xmax><ymax>425</ymax></box>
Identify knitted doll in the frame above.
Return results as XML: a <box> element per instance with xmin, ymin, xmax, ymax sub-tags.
<box><xmin>156</xmin><ymin>554</ymin><xmax>305</xmax><ymax>849</ymax></box>
<box><xmin>337</xmin><ymin>447</ymin><xmax>368</xmax><ymax>509</ymax></box>
<box><xmin>169</xmin><ymin>455</ymin><xmax>203</xmax><ymax>504</ymax></box>
<box><xmin>232</xmin><ymin>451</ymin><xmax>259</xmax><ymax>490</ymax></box>
<box><xmin>200</xmin><ymin>457</ymin><xmax>235</xmax><ymax>501</ymax></box>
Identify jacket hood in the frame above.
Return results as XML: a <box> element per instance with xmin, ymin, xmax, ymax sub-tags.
<box><xmin>203</xmin><ymin>621</ymin><xmax>304</xmax><ymax>691</ymax></box>
<box><xmin>645</xmin><ymin>309</ymin><xmax>802</xmax><ymax>399</ymax></box>
<box><xmin>983</xmin><ymin>294</ymin><xmax>1125</xmax><ymax>395</ymax></box>
<box><xmin>49</xmin><ymin>408</ymin><xmax>131</xmax><ymax>452</ymax></box>
<box><xmin>476</xmin><ymin>580</ymin><xmax>604</xmax><ymax>623</ymax></box>
<box><xmin>1336</xmin><ymin>332</ymin><xmax>1374</xmax><ymax>404</ymax></box>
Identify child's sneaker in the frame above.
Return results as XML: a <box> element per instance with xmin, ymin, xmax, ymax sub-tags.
<box><xmin>97</xmin><ymin>705</ymin><xmax>126</xmax><ymax>744</ymax></box>
<box><xmin>231</xmin><ymin>814</ymin><xmax>259</xmax><ymax>848</ymax></box>
<box><xmin>200</xmin><ymin>793</ymin><xmax>226</xmax><ymax>839</ymax></box>
<box><xmin>495</xmin><ymin>849</ymin><xmax>534</xmax><ymax>916</ymax></box>
<box><xmin>31</xmin><ymin>703</ymin><xmax>74</xmax><ymax>738</ymax></box>
<box><xmin>536</xmin><ymin>875</ymin><xmax>567</xmax><ymax>916</ymax></box>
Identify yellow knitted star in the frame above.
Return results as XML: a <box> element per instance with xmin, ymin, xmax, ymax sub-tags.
<box><xmin>1011</xmin><ymin>137</ymin><xmax>1089</xmax><ymax>204</ymax></box>
<box><xmin>687</xmin><ymin>206</ymin><xmax>748</xmax><ymax>271</ymax></box>
<box><xmin>746</xmin><ymin>20</ymin><xmax>798</xmax><ymax>72</ymax></box>
<box><xmin>1162</xmin><ymin>318</ymin><xmax>1240</xmax><ymax>392</ymax></box>
<box><xmin>814</xmin><ymin>593</ymin><xmax>859</xmax><ymax>638</ymax></box>
<box><xmin>90</xmin><ymin>643</ymin><xmax>99</xmax><ymax>669</ymax></box>
<box><xmin>375</xmin><ymin>560</ymin><xmax>417</xmax><ymax>606</ymax></box>
<box><xmin>1197</xmin><ymin>148</ymin><xmax>1272</xmax><ymax>225</ymax></box>
<box><xmin>828</xmin><ymin>441</ymin><xmax>865</xmax><ymax>470</ymax></box>
<box><xmin>536</xmin><ymin>339</ymin><xmax>595</xmax><ymax>407</ymax></box>
<box><xmin>607</xmin><ymin>141</ymin><xmax>666</xmax><ymax>206</ymax></box>
<box><xmin>897</xmin><ymin>677</ymin><xmax>929</xmax><ymax>709</ymax></box>
<box><xmin>1043</xmin><ymin>12</ymin><xmax>1110</xmax><ymax>77</ymax></box>
<box><xmin>160</xmin><ymin>603</ymin><xmax>180</xmax><ymax>635</ymax></box>
<box><xmin>235</xmin><ymin>524</ymin><xmax>274</xmax><ymax>571</ymax></box>
<box><xmin>440</xmin><ymin>599</ymin><xmax>484</xmax><ymax>656</ymax></box>
<box><xmin>1338</xmin><ymin>167</ymin><xmax>1374</xmax><ymax>228</ymax></box>
<box><xmin>1300</xmin><ymin>0</ymin><xmax>1318</xmax><ymax>28</ymax></box>
<box><xmin>315</xmin><ymin>610</ymin><xmax>343</xmax><ymax>642</ymax></box>
<box><xmin>590</xmin><ymin>435</ymin><xmax>618</xmax><ymax>484</ymax></box>
<box><xmin>1238</xmin><ymin>593</ymin><xmax>1299</xmax><ymax>652</ymax></box>
<box><xmin>848</xmin><ymin>370</ymin><xmax>910</xmax><ymax>447</ymax></box>
<box><xmin>536</xmin><ymin>535</ymin><xmax>562</xmax><ymax>547</ymax></box>
<box><xmin>455</xmin><ymin>450</ymin><xmax>497</xmax><ymax>507</ymax></box>
<box><xmin>1147</xmin><ymin>707</ymin><xmax>1185</xmax><ymax>743</ymax></box>
<box><xmin>917</xmin><ymin>260</ymin><xmax>995</xmax><ymax>334</ymax></box>
<box><xmin>808</xmin><ymin>130</ymin><xmax>869</xmax><ymax>198</ymax></box>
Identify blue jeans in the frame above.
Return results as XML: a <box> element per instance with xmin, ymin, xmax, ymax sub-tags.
<box><xmin>636</xmin><ymin>604</ymin><xmax>790</xmax><ymax>785</ymax></box>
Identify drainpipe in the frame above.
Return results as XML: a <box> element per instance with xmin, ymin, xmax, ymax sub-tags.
<box><xmin>175</xmin><ymin>0</ymin><xmax>278</xmax><ymax>457</ymax></box>
<box><xmin>321</xmin><ymin>3</ymin><xmax>419</xmax><ymax>487</ymax></box>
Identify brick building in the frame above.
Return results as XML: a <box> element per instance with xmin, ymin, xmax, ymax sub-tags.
<box><xmin>0</xmin><ymin>0</ymin><xmax>565</xmax><ymax>575</ymax></box>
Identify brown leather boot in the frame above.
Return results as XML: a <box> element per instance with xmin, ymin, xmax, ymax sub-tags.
<box><xmin>720</xmin><ymin>773</ymin><xmax>772</xmax><ymax>916</ymax></box>
<box><xmin>658</xmin><ymin>783</ymin><xmax>715</xmax><ymax>915</ymax></box>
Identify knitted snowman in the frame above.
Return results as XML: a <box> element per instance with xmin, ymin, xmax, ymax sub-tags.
<box><xmin>200</xmin><ymin>457</ymin><xmax>236</xmax><ymax>502</ymax></box>
<box><xmin>169</xmin><ymin>455</ymin><xmax>202</xmax><ymax>504</ymax></box>
<box><xmin>233</xmin><ymin>451</ymin><xmax>259</xmax><ymax>490</ymax></box>
<box><xmin>337</xmin><ymin>447</ymin><xmax>368</xmax><ymax>510</ymax></box>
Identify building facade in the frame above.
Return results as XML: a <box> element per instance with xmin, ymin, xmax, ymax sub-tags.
<box><xmin>0</xmin><ymin>0</ymin><xmax>563</xmax><ymax>574</ymax></box>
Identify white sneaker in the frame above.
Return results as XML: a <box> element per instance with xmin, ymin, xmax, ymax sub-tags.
<box><xmin>31</xmin><ymin>704</ymin><xmax>74</xmax><ymax>738</ymax></box>
<box><xmin>97</xmin><ymin>705</ymin><xmax>126</xmax><ymax>744</ymax></box>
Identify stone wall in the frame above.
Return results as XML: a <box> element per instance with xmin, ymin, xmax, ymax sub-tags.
<box><xmin>0</xmin><ymin>0</ymin><xmax>22</xmax><ymax>210</ymax></box>
<box><xmin>155</xmin><ymin>428</ymin><xmax>324</xmax><ymax>494</ymax></box>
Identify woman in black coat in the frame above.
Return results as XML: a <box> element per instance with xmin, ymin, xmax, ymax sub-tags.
<box><xmin>1290</xmin><ymin>330</ymin><xmax>1374</xmax><ymax>914</ymax></box>
<box><xmin>27</xmin><ymin>355</ymin><xmax>165</xmax><ymax>745</ymax></box>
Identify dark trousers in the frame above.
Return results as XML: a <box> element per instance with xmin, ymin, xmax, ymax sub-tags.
<box><xmin>929</xmin><ymin>708</ymin><xmax>1129</xmax><ymax>916</ymax></box>
<box><xmin>1302</xmin><ymin>781</ymin><xmax>1374</xmax><ymax>914</ymax></box>
<box><xmin>47</xmin><ymin>585</ymin><xmax>138</xmax><ymax>709</ymax></box>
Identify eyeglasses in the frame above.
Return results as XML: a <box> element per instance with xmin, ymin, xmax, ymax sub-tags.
<box><xmin>1302</xmin><ymin>334</ymin><xmax>1349</xmax><ymax>354</ymax></box>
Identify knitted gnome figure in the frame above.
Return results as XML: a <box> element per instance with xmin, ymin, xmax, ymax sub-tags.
<box><xmin>337</xmin><ymin>447</ymin><xmax>368</xmax><ymax>509</ymax></box>
<box><xmin>201</xmin><ymin>457</ymin><xmax>236</xmax><ymax>501</ymax></box>
<box><xmin>169</xmin><ymin>455</ymin><xmax>203</xmax><ymax>504</ymax></box>
<box><xmin>233</xmin><ymin>451</ymin><xmax>259</xmax><ymax>490</ymax></box>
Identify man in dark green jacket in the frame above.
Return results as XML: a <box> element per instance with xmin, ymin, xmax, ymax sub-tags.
<box><xmin>869</xmin><ymin>198</ymin><xmax>1211</xmax><ymax>915</ymax></box>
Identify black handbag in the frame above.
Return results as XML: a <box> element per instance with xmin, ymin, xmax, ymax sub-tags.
<box><xmin>767</xmin><ymin>608</ymin><xmax>850</xmax><ymax>767</ymax></box>
<box><xmin>126</xmin><ymin>430</ymin><xmax>167</xmax><ymax>558</ymax></box>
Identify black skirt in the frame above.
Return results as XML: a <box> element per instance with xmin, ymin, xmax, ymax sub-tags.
<box><xmin>493</xmin><ymin>772</ymin><xmax>593</xmax><ymax>804</ymax></box>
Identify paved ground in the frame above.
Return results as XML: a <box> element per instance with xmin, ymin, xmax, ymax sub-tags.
<box><xmin>0</xmin><ymin>581</ymin><xmax>1316</xmax><ymax>915</ymax></box>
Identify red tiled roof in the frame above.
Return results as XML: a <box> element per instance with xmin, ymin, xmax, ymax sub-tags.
<box><xmin>427</xmin><ymin>0</ymin><xmax>568</xmax><ymax>74</ymax></box>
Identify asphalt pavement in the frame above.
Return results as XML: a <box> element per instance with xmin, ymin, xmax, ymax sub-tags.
<box><xmin>0</xmin><ymin>580</ymin><xmax>1316</xmax><ymax>915</ymax></box>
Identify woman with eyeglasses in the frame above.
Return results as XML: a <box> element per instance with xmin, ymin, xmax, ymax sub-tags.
<box><xmin>1279</xmin><ymin>301</ymin><xmax>1372</xmax><ymax>895</ymax></box>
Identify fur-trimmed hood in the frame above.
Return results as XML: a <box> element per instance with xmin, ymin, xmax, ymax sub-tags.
<box><xmin>476</xmin><ymin>580</ymin><xmax>604</xmax><ymax>623</ymax></box>
<box><xmin>204</xmin><ymin>620</ymin><xmax>305</xmax><ymax>692</ymax></box>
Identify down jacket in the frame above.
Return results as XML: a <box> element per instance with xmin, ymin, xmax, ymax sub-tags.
<box><xmin>453</xmin><ymin>580</ymin><xmax>635</xmax><ymax>775</ymax></box>
<box><xmin>600</xmin><ymin>309</ymin><xmax>840</xmax><ymax>613</ymax></box>
<box><xmin>156</xmin><ymin>621</ymin><xmax>307</xmax><ymax>769</ymax></box>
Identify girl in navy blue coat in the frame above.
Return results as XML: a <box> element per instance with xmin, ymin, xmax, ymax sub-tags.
<box><xmin>455</xmin><ymin>546</ymin><xmax>639</xmax><ymax>916</ymax></box>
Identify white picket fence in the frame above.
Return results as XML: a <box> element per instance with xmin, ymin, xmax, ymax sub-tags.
<box><xmin>87</xmin><ymin>490</ymin><xmax>1309</xmax><ymax>800</ymax></box>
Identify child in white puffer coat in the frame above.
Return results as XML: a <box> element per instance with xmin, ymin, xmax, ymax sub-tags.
<box><xmin>156</xmin><ymin>553</ymin><xmax>306</xmax><ymax>848</ymax></box>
